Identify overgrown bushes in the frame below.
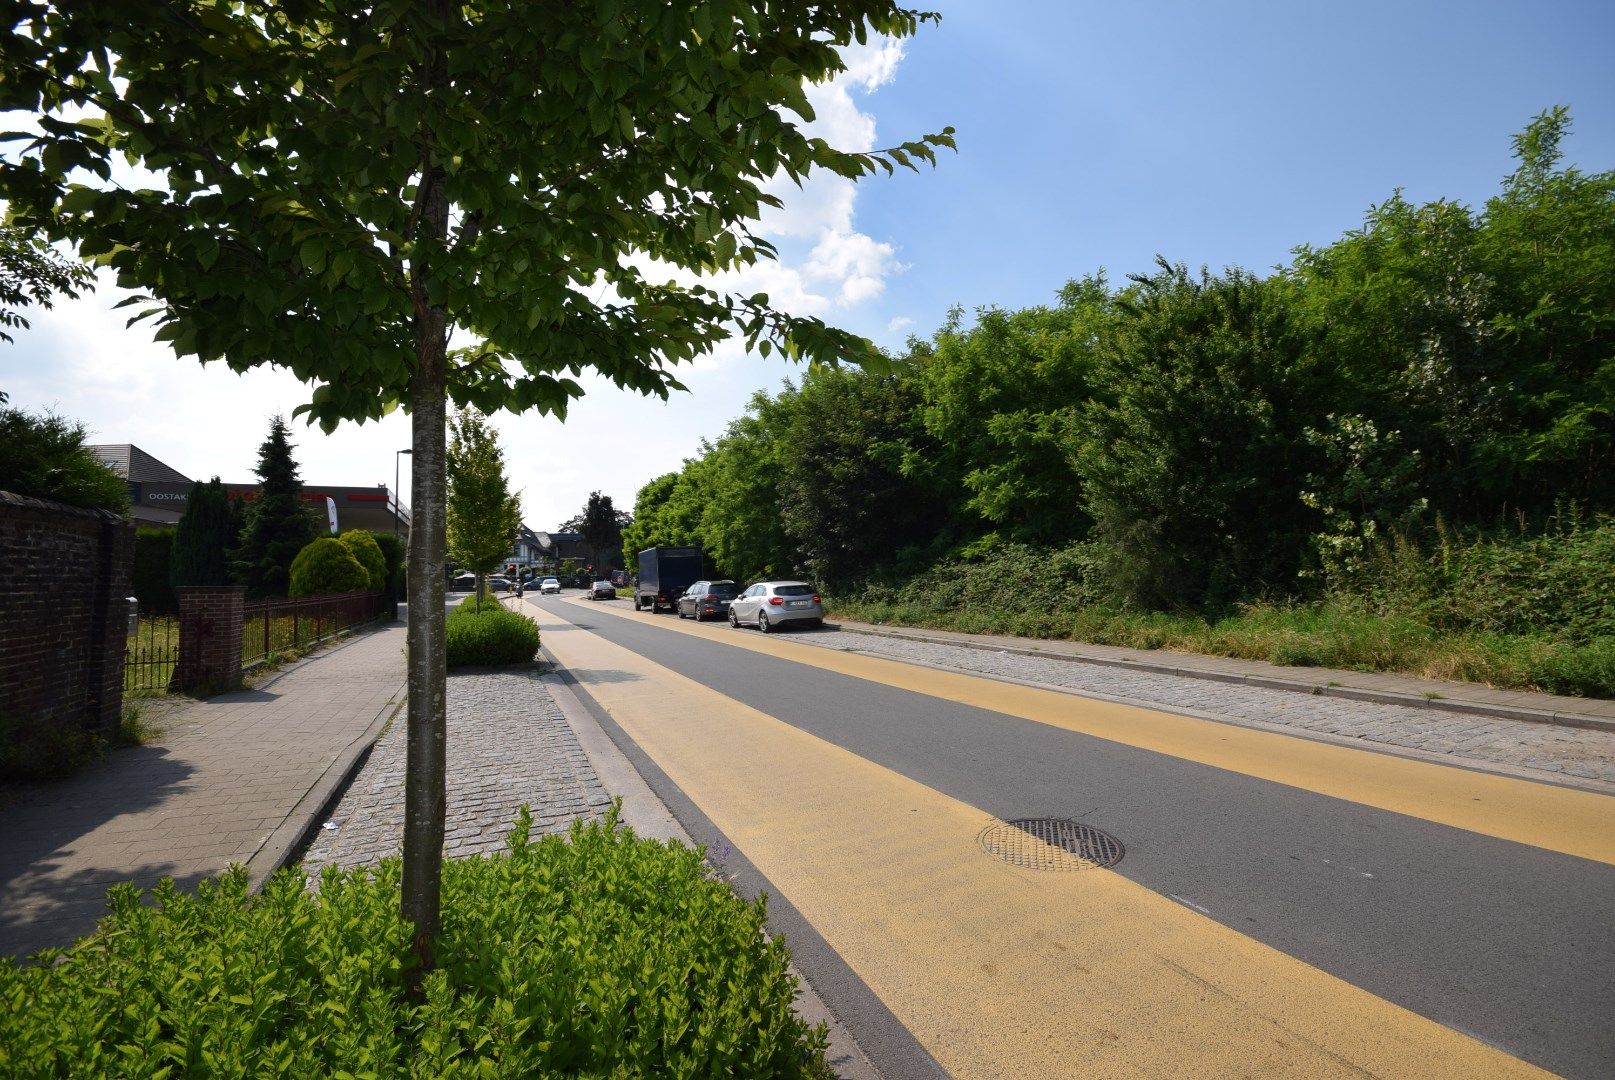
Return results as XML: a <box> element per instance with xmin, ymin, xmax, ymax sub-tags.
<box><xmin>834</xmin><ymin>519</ymin><xmax>1615</xmax><ymax>697</ymax></box>
<box><xmin>446</xmin><ymin>595</ymin><xmax>539</xmax><ymax>667</ymax></box>
<box><xmin>0</xmin><ymin>810</ymin><xmax>831</xmax><ymax>1077</ymax></box>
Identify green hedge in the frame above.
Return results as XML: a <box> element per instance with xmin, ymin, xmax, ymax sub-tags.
<box><xmin>0</xmin><ymin>810</ymin><xmax>831</xmax><ymax>1077</ymax></box>
<box><xmin>131</xmin><ymin>527</ymin><xmax>177</xmax><ymax>616</ymax></box>
<box><xmin>446</xmin><ymin>598</ymin><xmax>539</xmax><ymax>667</ymax></box>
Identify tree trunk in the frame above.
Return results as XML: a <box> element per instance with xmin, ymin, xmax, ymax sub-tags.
<box><xmin>402</xmin><ymin>0</ymin><xmax>452</xmax><ymax>972</ymax></box>
<box><xmin>403</xmin><ymin>314</ymin><xmax>448</xmax><ymax>976</ymax></box>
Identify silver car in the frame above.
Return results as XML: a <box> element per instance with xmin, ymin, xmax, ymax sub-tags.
<box><xmin>728</xmin><ymin>581</ymin><xmax>824</xmax><ymax>632</ymax></box>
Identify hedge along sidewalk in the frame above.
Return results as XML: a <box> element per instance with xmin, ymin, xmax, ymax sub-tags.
<box><xmin>832</xmin><ymin>620</ymin><xmax>1615</xmax><ymax>734</ymax></box>
<box><xmin>0</xmin><ymin>620</ymin><xmax>405</xmax><ymax>960</ymax></box>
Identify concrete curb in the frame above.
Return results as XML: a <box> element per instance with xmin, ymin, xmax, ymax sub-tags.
<box><xmin>836</xmin><ymin>624</ymin><xmax>1615</xmax><ymax>735</ymax></box>
<box><xmin>238</xmin><ymin>619</ymin><xmax>408</xmax><ymax>890</ymax></box>
<box><xmin>244</xmin><ymin>689</ymin><xmax>404</xmax><ymax>891</ymax></box>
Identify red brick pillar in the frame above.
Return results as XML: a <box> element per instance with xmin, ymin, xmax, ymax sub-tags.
<box><xmin>171</xmin><ymin>586</ymin><xmax>247</xmax><ymax>694</ymax></box>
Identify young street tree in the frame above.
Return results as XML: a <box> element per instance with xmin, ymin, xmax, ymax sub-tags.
<box><xmin>2</xmin><ymin>1</ymin><xmax>951</xmax><ymax>967</ymax></box>
<box><xmin>446</xmin><ymin>407</ymin><xmax>520</xmax><ymax>608</ymax></box>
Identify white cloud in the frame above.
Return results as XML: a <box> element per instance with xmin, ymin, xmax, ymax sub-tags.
<box><xmin>887</xmin><ymin>315</ymin><xmax>915</xmax><ymax>333</ymax></box>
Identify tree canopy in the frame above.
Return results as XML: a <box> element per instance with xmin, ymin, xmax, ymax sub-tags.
<box><xmin>629</xmin><ymin>109</ymin><xmax>1614</xmax><ymax>610</ymax></box>
<box><xmin>0</xmin><ymin>0</ymin><xmax>953</xmax><ymax>964</ymax></box>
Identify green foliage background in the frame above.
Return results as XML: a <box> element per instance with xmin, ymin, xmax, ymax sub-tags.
<box><xmin>628</xmin><ymin>110</ymin><xmax>1614</xmax><ymax>692</ymax></box>
<box><xmin>0</xmin><ymin>407</ymin><xmax>129</xmax><ymax>514</ymax></box>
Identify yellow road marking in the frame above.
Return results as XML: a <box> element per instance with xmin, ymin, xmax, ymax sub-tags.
<box><xmin>539</xmin><ymin>605</ymin><xmax>1550</xmax><ymax>1078</ymax></box>
<box><xmin>561</xmin><ymin>597</ymin><xmax>1615</xmax><ymax>866</ymax></box>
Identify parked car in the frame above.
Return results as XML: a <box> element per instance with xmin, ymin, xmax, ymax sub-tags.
<box><xmin>539</xmin><ymin>577</ymin><xmax>561</xmax><ymax>594</ymax></box>
<box><xmin>728</xmin><ymin>581</ymin><xmax>824</xmax><ymax>632</ymax></box>
<box><xmin>451</xmin><ymin>573</ymin><xmax>511</xmax><ymax>592</ymax></box>
<box><xmin>587</xmin><ymin>580</ymin><xmax>616</xmax><ymax>600</ymax></box>
<box><xmin>610</xmin><ymin>569</ymin><xmax>631</xmax><ymax>588</ymax></box>
<box><xmin>677</xmin><ymin>579</ymin><xmax>739</xmax><ymax>621</ymax></box>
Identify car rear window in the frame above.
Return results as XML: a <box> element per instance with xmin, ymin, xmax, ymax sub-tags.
<box><xmin>710</xmin><ymin>583</ymin><xmax>739</xmax><ymax>597</ymax></box>
<box><xmin>773</xmin><ymin>585</ymin><xmax>814</xmax><ymax>597</ymax></box>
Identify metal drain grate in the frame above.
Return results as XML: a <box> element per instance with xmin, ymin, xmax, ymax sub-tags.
<box><xmin>978</xmin><ymin>818</ymin><xmax>1124</xmax><ymax>871</ymax></box>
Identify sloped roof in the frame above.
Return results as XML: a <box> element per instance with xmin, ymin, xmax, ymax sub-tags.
<box><xmin>86</xmin><ymin>444</ymin><xmax>192</xmax><ymax>485</ymax></box>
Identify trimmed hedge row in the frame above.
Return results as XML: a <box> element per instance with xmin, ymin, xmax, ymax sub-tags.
<box><xmin>446</xmin><ymin>596</ymin><xmax>539</xmax><ymax>667</ymax></box>
<box><xmin>0</xmin><ymin>810</ymin><xmax>831</xmax><ymax>1077</ymax></box>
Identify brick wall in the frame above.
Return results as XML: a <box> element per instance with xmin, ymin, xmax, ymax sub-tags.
<box><xmin>0</xmin><ymin>490</ymin><xmax>135</xmax><ymax>744</ymax></box>
<box><xmin>172</xmin><ymin>586</ymin><xmax>246</xmax><ymax>694</ymax></box>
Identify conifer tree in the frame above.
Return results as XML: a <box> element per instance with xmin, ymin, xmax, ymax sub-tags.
<box><xmin>170</xmin><ymin>477</ymin><xmax>234</xmax><ymax>587</ymax></box>
<box><xmin>233</xmin><ymin>416</ymin><xmax>317</xmax><ymax>597</ymax></box>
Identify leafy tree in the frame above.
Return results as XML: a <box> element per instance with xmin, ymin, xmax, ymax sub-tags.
<box><xmin>289</xmin><ymin>536</ymin><xmax>371</xmax><ymax>597</ymax></box>
<box><xmin>447</xmin><ymin>407</ymin><xmax>520</xmax><ymax>606</ymax></box>
<box><xmin>338</xmin><ymin>529</ymin><xmax>388</xmax><ymax>591</ymax></box>
<box><xmin>913</xmin><ymin>276</ymin><xmax>1113</xmax><ymax>547</ymax></box>
<box><xmin>577</xmin><ymin>491</ymin><xmax>623</xmax><ymax>574</ymax></box>
<box><xmin>3</xmin><ymin>0</ymin><xmax>950</xmax><ymax>964</ymax></box>
<box><xmin>621</xmin><ymin>471</ymin><xmax>687</xmax><ymax>565</ymax></box>
<box><xmin>1074</xmin><ymin>261</ymin><xmax>1324</xmax><ymax>610</ymax></box>
<box><xmin>0</xmin><ymin>225</ymin><xmax>93</xmax><ymax>348</ymax></box>
<box><xmin>697</xmin><ymin>395</ymin><xmax>795</xmax><ymax>581</ymax></box>
<box><xmin>233</xmin><ymin>416</ymin><xmax>318</xmax><ymax>598</ymax></box>
<box><xmin>0</xmin><ymin>406</ymin><xmax>129</xmax><ymax>513</ymax></box>
<box><xmin>170</xmin><ymin>477</ymin><xmax>235</xmax><ymax>586</ymax></box>
<box><xmin>774</xmin><ymin>365</ymin><xmax>944</xmax><ymax>589</ymax></box>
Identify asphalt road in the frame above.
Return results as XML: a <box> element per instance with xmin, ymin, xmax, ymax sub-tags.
<box><xmin>531</xmin><ymin>594</ymin><xmax>1615</xmax><ymax>1079</ymax></box>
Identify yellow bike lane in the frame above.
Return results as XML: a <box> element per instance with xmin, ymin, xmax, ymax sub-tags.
<box><xmin>536</xmin><ymin>597</ymin><xmax>1612</xmax><ymax>1078</ymax></box>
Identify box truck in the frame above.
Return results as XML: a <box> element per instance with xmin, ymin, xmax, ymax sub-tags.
<box><xmin>635</xmin><ymin>546</ymin><xmax>704</xmax><ymax>613</ymax></box>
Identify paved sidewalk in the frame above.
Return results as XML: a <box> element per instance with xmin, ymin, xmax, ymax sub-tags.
<box><xmin>300</xmin><ymin>665</ymin><xmax>611</xmax><ymax>875</ymax></box>
<box><xmin>0</xmin><ymin>623</ymin><xmax>405</xmax><ymax>960</ymax></box>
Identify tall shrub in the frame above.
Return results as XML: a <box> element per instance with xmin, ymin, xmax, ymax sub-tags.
<box><xmin>170</xmin><ymin>477</ymin><xmax>235</xmax><ymax>587</ymax></box>
<box><xmin>0</xmin><ymin>406</ymin><xmax>128</xmax><ymax>513</ymax></box>
<box><xmin>370</xmin><ymin>531</ymin><xmax>405</xmax><ymax>598</ymax></box>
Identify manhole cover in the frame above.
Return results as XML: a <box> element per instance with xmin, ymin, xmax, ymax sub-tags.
<box><xmin>978</xmin><ymin>818</ymin><xmax>1124</xmax><ymax>871</ymax></box>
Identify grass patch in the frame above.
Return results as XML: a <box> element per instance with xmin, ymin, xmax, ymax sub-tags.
<box><xmin>0</xmin><ymin>808</ymin><xmax>832</xmax><ymax>1077</ymax></box>
<box><xmin>830</xmin><ymin>596</ymin><xmax>1615</xmax><ymax>698</ymax></box>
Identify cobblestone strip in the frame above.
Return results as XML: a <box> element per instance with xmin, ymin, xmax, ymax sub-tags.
<box><xmin>802</xmin><ymin>629</ymin><xmax>1615</xmax><ymax>787</ymax></box>
<box><xmin>301</xmin><ymin>666</ymin><xmax>611</xmax><ymax>874</ymax></box>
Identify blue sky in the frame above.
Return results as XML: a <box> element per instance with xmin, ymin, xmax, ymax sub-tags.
<box><xmin>4</xmin><ymin>1</ymin><xmax>1612</xmax><ymax>532</ymax></box>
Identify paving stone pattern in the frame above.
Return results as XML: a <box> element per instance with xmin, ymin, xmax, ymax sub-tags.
<box><xmin>801</xmin><ymin>629</ymin><xmax>1615</xmax><ymax>787</ymax></box>
<box><xmin>301</xmin><ymin>666</ymin><xmax>611</xmax><ymax>874</ymax></box>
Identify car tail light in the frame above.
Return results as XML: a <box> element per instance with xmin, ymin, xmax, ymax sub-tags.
<box><xmin>812</xmin><ymin>594</ymin><xmax>820</xmax><ymax>603</ymax></box>
<box><xmin>768</xmin><ymin>596</ymin><xmax>784</xmax><ymax>606</ymax></box>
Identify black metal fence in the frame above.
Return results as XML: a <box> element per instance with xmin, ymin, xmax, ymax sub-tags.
<box><xmin>124</xmin><ymin>615</ymin><xmax>179</xmax><ymax>692</ymax></box>
<box><xmin>241</xmin><ymin>591</ymin><xmax>388</xmax><ymax>668</ymax></box>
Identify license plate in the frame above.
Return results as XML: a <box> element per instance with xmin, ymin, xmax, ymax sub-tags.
<box><xmin>787</xmin><ymin>600</ymin><xmax>807</xmax><ymax>608</ymax></box>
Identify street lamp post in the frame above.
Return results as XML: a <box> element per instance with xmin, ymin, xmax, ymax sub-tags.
<box><xmin>394</xmin><ymin>449</ymin><xmax>412</xmax><ymax>539</ymax></box>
